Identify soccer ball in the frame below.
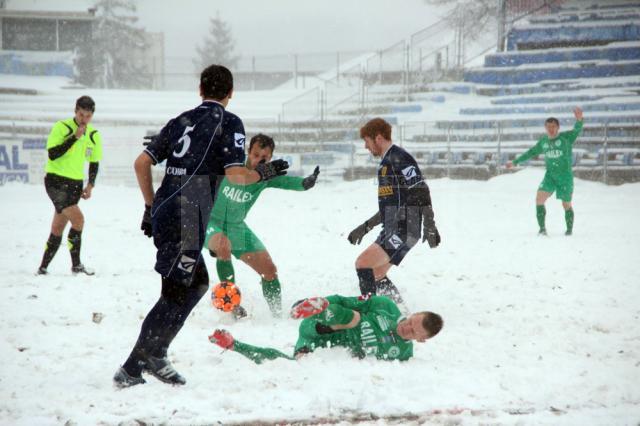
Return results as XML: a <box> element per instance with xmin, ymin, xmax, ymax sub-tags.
<box><xmin>211</xmin><ymin>281</ymin><xmax>242</xmax><ymax>312</ymax></box>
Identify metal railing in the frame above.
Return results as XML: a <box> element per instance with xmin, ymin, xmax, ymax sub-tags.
<box><xmin>395</xmin><ymin>119</ymin><xmax>639</xmax><ymax>184</ymax></box>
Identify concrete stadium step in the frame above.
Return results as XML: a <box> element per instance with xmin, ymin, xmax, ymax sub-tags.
<box><xmin>505</xmin><ymin>21</ymin><xmax>640</xmax><ymax>51</ymax></box>
<box><xmin>484</xmin><ymin>42</ymin><xmax>640</xmax><ymax>67</ymax></box>
<box><xmin>410</xmin><ymin>130</ymin><xmax>623</xmax><ymax>143</ymax></box>
<box><xmin>529</xmin><ymin>6</ymin><xmax>640</xmax><ymax>25</ymax></box>
<box><xmin>474</xmin><ymin>76</ymin><xmax>640</xmax><ymax>96</ymax></box>
<box><xmin>464</xmin><ymin>60</ymin><xmax>640</xmax><ymax>85</ymax></box>
<box><xmin>530</xmin><ymin>12</ymin><xmax>640</xmax><ymax>25</ymax></box>
<box><xmin>434</xmin><ymin>114</ymin><xmax>640</xmax><ymax>130</ymax></box>
<box><xmin>489</xmin><ymin>92</ymin><xmax>638</xmax><ymax>105</ymax></box>
<box><xmin>460</xmin><ymin>100</ymin><xmax>640</xmax><ymax>115</ymax></box>
<box><xmin>534</xmin><ymin>1</ymin><xmax>640</xmax><ymax>22</ymax></box>
<box><xmin>336</xmin><ymin>104</ymin><xmax>422</xmax><ymax>116</ymax></box>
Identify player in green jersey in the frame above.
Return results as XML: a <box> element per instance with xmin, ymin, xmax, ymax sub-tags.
<box><xmin>507</xmin><ymin>107</ymin><xmax>583</xmax><ymax>236</ymax></box>
<box><xmin>37</xmin><ymin>96</ymin><xmax>102</xmax><ymax>275</ymax></box>
<box><xmin>206</xmin><ymin>133</ymin><xmax>320</xmax><ymax>317</ymax></box>
<box><xmin>209</xmin><ymin>294</ymin><xmax>443</xmax><ymax>363</ymax></box>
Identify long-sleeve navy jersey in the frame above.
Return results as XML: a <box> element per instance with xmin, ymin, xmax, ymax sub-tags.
<box><xmin>144</xmin><ymin>101</ymin><xmax>246</xmax><ymax>217</ymax></box>
<box><xmin>377</xmin><ymin>144</ymin><xmax>428</xmax><ymax>228</ymax></box>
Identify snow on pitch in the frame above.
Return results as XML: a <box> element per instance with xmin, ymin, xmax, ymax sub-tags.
<box><xmin>0</xmin><ymin>170</ymin><xmax>639</xmax><ymax>425</ymax></box>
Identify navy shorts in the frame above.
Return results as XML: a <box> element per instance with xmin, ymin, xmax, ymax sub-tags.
<box><xmin>375</xmin><ymin>219</ymin><xmax>420</xmax><ymax>266</ymax></box>
<box><xmin>152</xmin><ymin>197</ymin><xmax>210</xmax><ymax>286</ymax></box>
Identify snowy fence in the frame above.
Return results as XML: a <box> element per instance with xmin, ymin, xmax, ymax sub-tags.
<box><xmin>2</xmin><ymin>120</ymin><xmax>638</xmax><ymax>186</ymax></box>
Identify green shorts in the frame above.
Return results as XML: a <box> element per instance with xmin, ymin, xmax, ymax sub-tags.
<box><xmin>205</xmin><ymin>220</ymin><xmax>266</xmax><ymax>259</ymax></box>
<box><xmin>538</xmin><ymin>172</ymin><xmax>574</xmax><ymax>202</ymax></box>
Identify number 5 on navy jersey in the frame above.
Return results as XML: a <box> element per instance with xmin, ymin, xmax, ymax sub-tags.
<box><xmin>174</xmin><ymin>125</ymin><xmax>196</xmax><ymax>158</ymax></box>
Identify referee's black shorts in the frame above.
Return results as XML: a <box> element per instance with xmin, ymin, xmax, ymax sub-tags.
<box><xmin>44</xmin><ymin>173</ymin><xmax>83</xmax><ymax>213</ymax></box>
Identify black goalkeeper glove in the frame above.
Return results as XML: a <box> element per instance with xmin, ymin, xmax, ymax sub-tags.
<box><xmin>143</xmin><ymin>134</ymin><xmax>159</xmax><ymax>147</ymax></box>
<box><xmin>302</xmin><ymin>166</ymin><xmax>320</xmax><ymax>190</ymax></box>
<box><xmin>255</xmin><ymin>159</ymin><xmax>289</xmax><ymax>181</ymax></box>
<box><xmin>141</xmin><ymin>205</ymin><xmax>152</xmax><ymax>238</ymax></box>
<box><xmin>348</xmin><ymin>221</ymin><xmax>373</xmax><ymax>245</ymax></box>
<box><xmin>421</xmin><ymin>205</ymin><xmax>441</xmax><ymax>248</ymax></box>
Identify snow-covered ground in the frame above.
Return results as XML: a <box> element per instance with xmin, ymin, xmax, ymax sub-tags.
<box><xmin>1</xmin><ymin>170</ymin><xmax>639</xmax><ymax>425</ymax></box>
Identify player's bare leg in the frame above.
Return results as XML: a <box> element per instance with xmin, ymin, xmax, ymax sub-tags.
<box><xmin>562</xmin><ymin>200</ymin><xmax>574</xmax><ymax>236</ymax></box>
<box><xmin>51</xmin><ymin>212</ymin><xmax>69</xmax><ymax>236</ymax></box>
<box><xmin>356</xmin><ymin>243</ymin><xmax>391</xmax><ymax>272</ymax></box>
<box><xmin>535</xmin><ymin>190</ymin><xmax>552</xmax><ymax>235</ymax></box>
<box><xmin>241</xmin><ymin>250</ymin><xmax>281</xmax><ymax>317</ymax></box>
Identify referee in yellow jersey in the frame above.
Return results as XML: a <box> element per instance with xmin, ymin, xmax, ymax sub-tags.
<box><xmin>37</xmin><ymin>96</ymin><xmax>102</xmax><ymax>275</ymax></box>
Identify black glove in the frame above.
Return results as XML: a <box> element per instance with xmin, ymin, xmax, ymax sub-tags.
<box><xmin>302</xmin><ymin>166</ymin><xmax>320</xmax><ymax>190</ymax></box>
<box><xmin>348</xmin><ymin>221</ymin><xmax>373</xmax><ymax>245</ymax></box>
<box><xmin>255</xmin><ymin>159</ymin><xmax>289</xmax><ymax>181</ymax></box>
<box><xmin>141</xmin><ymin>205</ymin><xmax>152</xmax><ymax>238</ymax></box>
<box><xmin>143</xmin><ymin>134</ymin><xmax>158</xmax><ymax>147</ymax></box>
<box><xmin>421</xmin><ymin>205</ymin><xmax>441</xmax><ymax>248</ymax></box>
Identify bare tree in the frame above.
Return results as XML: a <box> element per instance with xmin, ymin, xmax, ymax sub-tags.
<box><xmin>425</xmin><ymin>0</ymin><xmax>498</xmax><ymax>41</ymax></box>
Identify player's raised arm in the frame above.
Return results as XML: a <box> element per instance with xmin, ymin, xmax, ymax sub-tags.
<box><xmin>564</xmin><ymin>107</ymin><xmax>584</xmax><ymax>144</ymax></box>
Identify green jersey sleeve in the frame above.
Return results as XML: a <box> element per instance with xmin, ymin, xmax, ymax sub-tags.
<box><xmin>314</xmin><ymin>303</ymin><xmax>355</xmax><ymax>328</ymax></box>
<box><xmin>266</xmin><ymin>175</ymin><xmax>305</xmax><ymax>191</ymax></box>
<box><xmin>87</xmin><ymin>129</ymin><xmax>103</xmax><ymax>162</ymax></box>
<box><xmin>514</xmin><ymin>138</ymin><xmax>544</xmax><ymax>165</ymax></box>
<box><xmin>561</xmin><ymin>120</ymin><xmax>583</xmax><ymax>146</ymax></box>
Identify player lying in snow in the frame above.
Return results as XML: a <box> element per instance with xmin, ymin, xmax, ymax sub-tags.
<box><xmin>209</xmin><ymin>295</ymin><xmax>443</xmax><ymax>363</ymax></box>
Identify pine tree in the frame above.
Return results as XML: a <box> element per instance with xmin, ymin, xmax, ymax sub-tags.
<box><xmin>74</xmin><ymin>0</ymin><xmax>149</xmax><ymax>89</ymax></box>
<box><xmin>194</xmin><ymin>12</ymin><xmax>239</xmax><ymax>72</ymax></box>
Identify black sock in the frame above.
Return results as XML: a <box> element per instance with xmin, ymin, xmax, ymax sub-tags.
<box><xmin>67</xmin><ymin>228</ymin><xmax>82</xmax><ymax>267</ymax></box>
<box><xmin>122</xmin><ymin>266</ymin><xmax>209</xmax><ymax>376</ymax></box>
<box><xmin>376</xmin><ymin>276</ymin><xmax>404</xmax><ymax>304</ymax></box>
<box><xmin>357</xmin><ymin>268</ymin><xmax>377</xmax><ymax>296</ymax></box>
<box><xmin>40</xmin><ymin>233</ymin><xmax>62</xmax><ymax>269</ymax></box>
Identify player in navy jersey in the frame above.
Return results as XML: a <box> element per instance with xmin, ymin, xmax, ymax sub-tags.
<box><xmin>347</xmin><ymin>118</ymin><xmax>440</xmax><ymax>312</ymax></box>
<box><xmin>113</xmin><ymin>65</ymin><xmax>288</xmax><ymax>388</ymax></box>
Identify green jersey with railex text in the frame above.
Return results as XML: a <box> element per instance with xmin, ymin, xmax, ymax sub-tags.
<box><xmin>45</xmin><ymin>118</ymin><xmax>103</xmax><ymax>180</ymax></box>
<box><xmin>513</xmin><ymin>121</ymin><xmax>583</xmax><ymax>175</ymax></box>
<box><xmin>211</xmin><ymin>174</ymin><xmax>305</xmax><ymax>223</ymax></box>
<box><xmin>295</xmin><ymin>295</ymin><xmax>414</xmax><ymax>361</ymax></box>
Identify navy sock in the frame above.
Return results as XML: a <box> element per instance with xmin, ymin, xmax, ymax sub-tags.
<box><xmin>357</xmin><ymin>268</ymin><xmax>376</xmax><ymax>296</ymax></box>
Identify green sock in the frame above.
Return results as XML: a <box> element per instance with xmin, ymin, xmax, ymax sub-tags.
<box><xmin>216</xmin><ymin>259</ymin><xmax>235</xmax><ymax>282</ymax></box>
<box><xmin>232</xmin><ymin>340</ymin><xmax>294</xmax><ymax>364</ymax></box>
<box><xmin>536</xmin><ymin>205</ymin><xmax>546</xmax><ymax>231</ymax></box>
<box><xmin>261</xmin><ymin>277</ymin><xmax>282</xmax><ymax>316</ymax></box>
<box><xmin>565</xmin><ymin>209</ymin><xmax>574</xmax><ymax>233</ymax></box>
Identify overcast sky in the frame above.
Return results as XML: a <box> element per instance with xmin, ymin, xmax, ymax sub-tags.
<box><xmin>9</xmin><ymin>0</ymin><xmax>448</xmax><ymax>60</ymax></box>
